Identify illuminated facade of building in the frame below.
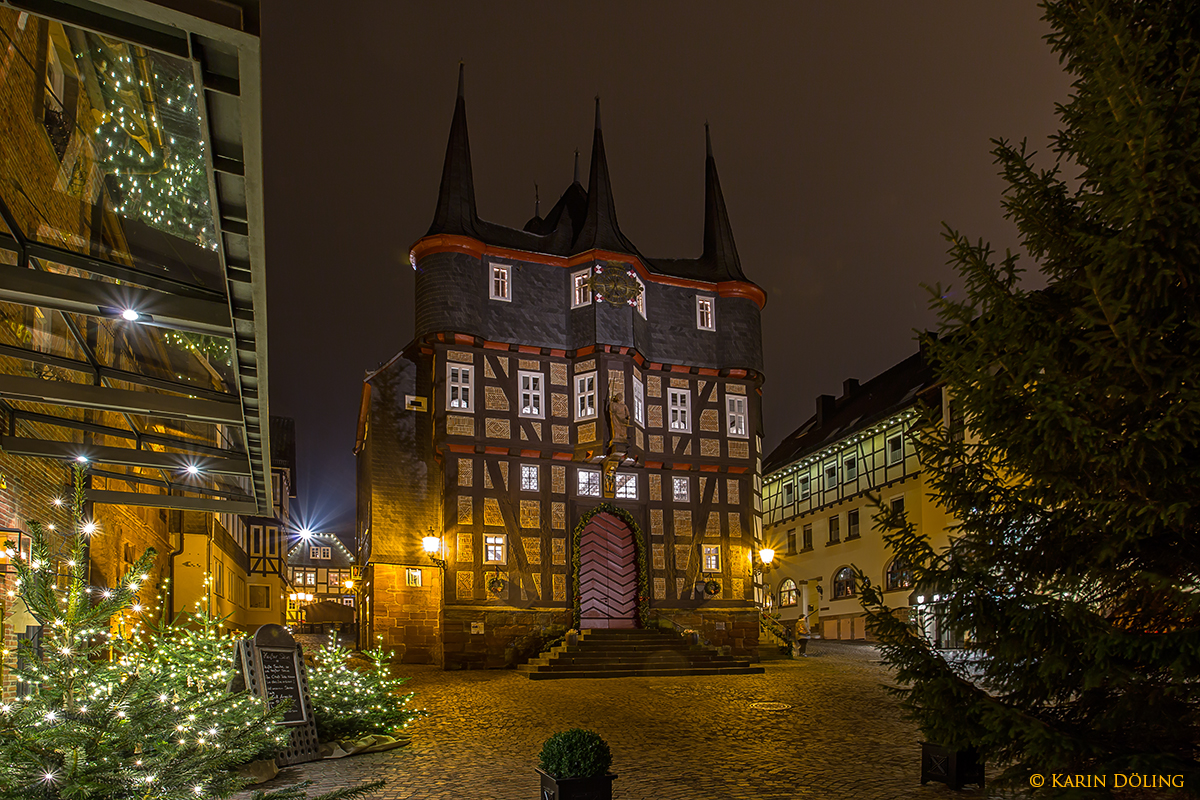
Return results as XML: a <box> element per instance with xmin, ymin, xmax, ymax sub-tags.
<box><xmin>760</xmin><ymin>349</ymin><xmax>958</xmax><ymax>641</ymax></box>
<box><xmin>356</xmin><ymin>70</ymin><xmax>768</xmax><ymax>668</ymax></box>
<box><xmin>0</xmin><ymin>0</ymin><xmax>278</xmax><ymax>697</ymax></box>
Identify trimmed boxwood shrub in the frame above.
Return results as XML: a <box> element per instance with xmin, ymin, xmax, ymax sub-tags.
<box><xmin>538</xmin><ymin>729</ymin><xmax>612</xmax><ymax>779</ymax></box>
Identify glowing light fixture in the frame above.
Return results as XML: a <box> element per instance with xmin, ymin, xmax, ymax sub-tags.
<box><xmin>422</xmin><ymin>536</ymin><xmax>441</xmax><ymax>554</ymax></box>
<box><xmin>185</xmin><ymin>464</ymin><xmax>199</xmax><ymax>475</ymax></box>
<box><xmin>759</xmin><ymin>548</ymin><xmax>776</xmax><ymax>565</ymax></box>
<box><xmin>75</xmin><ymin>455</ymin><xmax>88</xmax><ymax>463</ymax></box>
<box><xmin>121</xmin><ymin>309</ymin><xmax>140</xmax><ymax>321</ymax></box>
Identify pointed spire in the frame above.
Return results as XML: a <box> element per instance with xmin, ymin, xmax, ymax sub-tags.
<box><xmin>573</xmin><ymin>96</ymin><xmax>638</xmax><ymax>255</ymax></box>
<box><xmin>701</xmin><ymin>125</ymin><xmax>746</xmax><ymax>281</ymax></box>
<box><xmin>426</xmin><ymin>63</ymin><xmax>479</xmax><ymax>238</ymax></box>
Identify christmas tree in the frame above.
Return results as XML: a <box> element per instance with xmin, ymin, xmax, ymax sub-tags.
<box><xmin>861</xmin><ymin>0</ymin><xmax>1200</xmax><ymax>792</ymax></box>
<box><xmin>305</xmin><ymin>636</ymin><xmax>423</xmax><ymax>743</ymax></box>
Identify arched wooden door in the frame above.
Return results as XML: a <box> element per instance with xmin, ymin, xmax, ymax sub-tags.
<box><xmin>578</xmin><ymin>511</ymin><xmax>638</xmax><ymax>629</ymax></box>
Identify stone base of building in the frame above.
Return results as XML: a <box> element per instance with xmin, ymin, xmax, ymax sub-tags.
<box><xmin>648</xmin><ymin>607</ymin><xmax>760</xmax><ymax>656</ymax></box>
<box><xmin>442</xmin><ymin>607</ymin><xmax>574</xmax><ymax>670</ymax></box>
<box><xmin>372</xmin><ymin>564</ymin><xmax>443</xmax><ymax>665</ymax></box>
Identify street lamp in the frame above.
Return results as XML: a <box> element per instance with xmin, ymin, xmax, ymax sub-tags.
<box><xmin>423</xmin><ymin>530</ymin><xmax>446</xmax><ymax>570</ymax></box>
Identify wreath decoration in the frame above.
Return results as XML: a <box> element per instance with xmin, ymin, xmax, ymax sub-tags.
<box><xmin>704</xmin><ymin>579</ymin><xmax>721</xmax><ymax>596</ymax></box>
<box><xmin>571</xmin><ymin>503</ymin><xmax>650</xmax><ymax>629</ymax></box>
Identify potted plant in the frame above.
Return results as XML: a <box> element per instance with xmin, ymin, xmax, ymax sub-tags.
<box><xmin>682</xmin><ymin>628</ymin><xmax>700</xmax><ymax>646</ymax></box>
<box><xmin>536</xmin><ymin>728</ymin><xmax>616</xmax><ymax>800</ymax></box>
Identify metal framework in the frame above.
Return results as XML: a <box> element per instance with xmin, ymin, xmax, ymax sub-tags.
<box><xmin>0</xmin><ymin>0</ymin><xmax>270</xmax><ymax>514</ymax></box>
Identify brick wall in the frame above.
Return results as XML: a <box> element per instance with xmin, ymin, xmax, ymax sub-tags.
<box><xmin>650</xmin><ymin>608</ymin><xmax>760</xmax><ymax>656</ymax></box>
<box><xmin>443</xmin><ymin>606</ymin><xmax>573</xmax><ymax>670</ymax></box>
<box><xmin>372</xmin><ymin>563</ymin><xmax>442</xmax><ymax>665</ymax></box>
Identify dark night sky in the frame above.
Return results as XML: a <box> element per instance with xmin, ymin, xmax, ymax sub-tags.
<box><xmin>260</xmin><ymin>2</ymin><xmax>1071</xmax><ymax>535</ymax></box>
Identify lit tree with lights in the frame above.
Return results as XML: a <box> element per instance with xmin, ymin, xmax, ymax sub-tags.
<box><xmin>860</xmin><ymin>0</ymin><xmax>1200</xmax><ymax>793</ymax></box>
<box><xmin>0</xmin><ymin>468</ymin><xmax>362</xmax><ymax>799</ymax></box>
<box><xmin>305</xmin><ymin>637</ymin><xmax>423</xmax><ymax>743</ymax></box>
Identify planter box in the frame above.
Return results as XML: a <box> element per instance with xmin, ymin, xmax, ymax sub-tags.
<box><xmin>920</xmin><ymin>742</ymin><xmax>984</xmax><ymax>790</ymax></box>
<box><xmin>536</xmin><ymin>768</ymin><xmax>616</xmax><ymax>800</ymax></box>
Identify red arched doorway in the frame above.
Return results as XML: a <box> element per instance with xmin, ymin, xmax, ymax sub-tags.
<box><xmin>578</xmin><ymin>511</ymin><xmax>638</xmax><ymax>629</ymax></box>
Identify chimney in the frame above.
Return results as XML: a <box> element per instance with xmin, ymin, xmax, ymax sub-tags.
<box><xmin>842</xmin><ymin>378</ymin><xmax>859</xmax><ymax>398</ymax></box>
<box><xmin>816</xmin><ymin>394</ymin><xmax>837</xmax><ymax>426</ymax></box>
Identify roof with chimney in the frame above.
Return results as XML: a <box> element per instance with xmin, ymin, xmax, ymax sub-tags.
<box><xmin>425</xmin><ymin>66</ymin><xmax>752</xmax><ymax>285</ymax></box>
<box><xmin>762</xmin><ymin>350</ymin><xmax>938</xmax><ymax>475</ymax></box>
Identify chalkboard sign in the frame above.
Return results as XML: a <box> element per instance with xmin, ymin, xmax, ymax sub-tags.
<box><xmin>256</xmin><ymin>646</ymin><xmax>306</xmax><ymax>725</ymax></box>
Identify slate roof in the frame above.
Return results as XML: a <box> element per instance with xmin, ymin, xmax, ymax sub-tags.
<box><xmin>426</xmin><ymin>68</ymin><xmax>754</xmax><ymax>287</ymax></box>
<box><xmin>762</xmin><ymin>350</ymin><xmax>938</xmax><ymax>475</ymax></box>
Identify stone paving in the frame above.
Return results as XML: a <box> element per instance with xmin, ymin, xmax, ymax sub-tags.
<box><xmin>246</xmin><ymin>641</ymin><xmax>1022</xmax><ymax>800</ymax></box>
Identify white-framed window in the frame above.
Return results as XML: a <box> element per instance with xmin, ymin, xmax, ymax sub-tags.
<box><xmin>341</xmin><ymin>596</ymin><xmax>355</xmax><ymax>607</ymax></box>
<box><xmin>447</xmin><ymin>364</ymin><xmax>473</xmax><ymax>411</ymax></box>
<box><xmin>783</xmin><ymin>482</ymin><xmax>794</xmax><ymax>505</ymax></box>
<box><xmin>575</xmin><ymin>372</ymin><xmax>597</xmax><ymax>419</ymax></box>
<box><xmin>843</xmin><ymin>454</ymin><xmax>857</xmax><ymax>482</ymax></box>
<box><xmin>632</xmin><ymin>376</ymin><xmax>645</xmax><ymax>426</ymax></box>
<box><xmin>406</xmin><ymin>568</ymin><xmax>422</xmax><ymax>587</ymax></box>
<box><xmin>634</xmin><ymin>275</ymin><xmax>646</xmax><ymax>318</ymax></box>
<box><xmin>726</xmin><ymin>395</ymin><xmax>747</xmax><ymax>438</ymax></box>
<box><xmin>668</xmin><ymin>388</ymin><xmax>691</xmax><ymax>432</ymax></box>
<box><xmin>887</xmin><ymin>433</ymin><xmax>904</xmax><ymax>465</ymax></box>
<box><xmin>484</xmin><ymin>535</ymin><xmax>506</xmax><ymax>564</ymax></box>
<box><xmin>615</xmin><ymin>473</ymin><xmax>637</xmax><ymax>499</ymax></box>
<box><xmin>520</xmin><ymin>464</ymin><xmax>539</xmax><ymax>492</ymax></box>
<box><xmin>490</xmin><ymin>264</ymin><xmax>511</xmax><ymax>301</ymax></box>
<box><xmin>571</xmin><ymin>268</ymin><xmax>592</xmax><ymax>308</ymax></box>
<box><xmin>824</xmin><ymin>462</ymin><xmax>838</xmax><ymax>488</ymax></box>
<box><xmin>798</xmin><ymin>474</ymin><xmax>811</xmax><ymax>499</ymax></box>
<box><xmin>577</xmin><ymin>469</ymin><xmax>601</xmax><ymax>497</ymax></box>
<box><xmin>696</xmin><ymin>296</ymin><xmax>715</xmax><ymax>331</ymax></box>
<box><xmin>519</xmin><ymin>371</ymin><xmax>544</xmax><ymax>418</ymax></box>
<box><xmin>672</xmin><ymin>476</ymin><xmax>689</xmax><ymax>502</ymax></box>
<box><xmin>702</xmin><ymin>544</ymin><xmax>721</xmax><ymax>571</ymax></box>
<box><xmin>310</xmin><ymin>546</ymin><xmax>331</xmax><ymax>560</ymax></box>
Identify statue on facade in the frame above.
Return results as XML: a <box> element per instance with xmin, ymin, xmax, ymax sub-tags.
<box><xmin>608</xmin><ymin>391</ymin><xmax>630</xmax><ymax>447</ymax></box>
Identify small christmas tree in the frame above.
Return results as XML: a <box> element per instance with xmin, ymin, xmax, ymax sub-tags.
<box><xmin>305</xmin><ymin>636</ymin><xmax>423</xmax><ymax>743</ymax></box>
<box><xmin>861</xmin><ymin>0</ymin><xmax>1200</xmax><ymax>792</ymax></box>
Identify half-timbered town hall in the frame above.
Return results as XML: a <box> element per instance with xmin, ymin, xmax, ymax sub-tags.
<box><xmin>355</xmin><ymin>69</ymin><xmax>768</xmax><ymax>668</ymax></box>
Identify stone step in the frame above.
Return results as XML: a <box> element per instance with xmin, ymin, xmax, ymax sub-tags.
<box><xmin>522</xmin><ymin>665</ymin><xmax>765</xmax><ymax>680</ymax></box>
<box><xmin>525</xmin><ymin>654</ymin><xmax>749</xmax><ymax>667</ymax></box>
<box><xmin>520</xmin><ymin>658</ymin><xmax>758</xmax><ymax>672</ymax></box>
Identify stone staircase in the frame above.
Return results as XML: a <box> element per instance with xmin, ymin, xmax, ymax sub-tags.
<box><xmin>518</xmin><ymin>628</ymin><xmax>765</xmax><ymax>680</ymax></box>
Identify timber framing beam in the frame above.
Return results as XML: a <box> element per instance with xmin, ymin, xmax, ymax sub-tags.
<box><xmin>0</xmin><ymin>435</ymin><xmax>251</xmax><ymax>475</ymax></box>
<box><xmin>0</xmin><ymin>375</ymin><xmax>242</xmax><ymax>424</ymax></box>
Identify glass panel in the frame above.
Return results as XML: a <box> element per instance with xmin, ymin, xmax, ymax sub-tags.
<box><xmin>0</xmin><ymin>10</ymin><xmax>222</xmax><ymax>292</ymax></box>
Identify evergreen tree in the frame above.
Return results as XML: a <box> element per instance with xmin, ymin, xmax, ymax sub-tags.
<box><xmin>305</xmin><ymin>637</ymin><xmax>423</xmax><ymax>743</ymax></box>
<box><xmin>860</xmin><ymin>0</ymin><xmax>1200</xmax><ymax>793</ymax></box>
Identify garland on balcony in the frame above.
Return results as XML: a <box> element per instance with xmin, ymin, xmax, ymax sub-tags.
<box><xmin>571</xmin><ymin>504</ymin><xmax>649</xmax><ymax>629</ymax></box>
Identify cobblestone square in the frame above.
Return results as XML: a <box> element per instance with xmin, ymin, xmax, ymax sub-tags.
<box><xmin>249</xmin><ymin>642</ymin><xmax>1017</xmax><ymax>800</ymax></box>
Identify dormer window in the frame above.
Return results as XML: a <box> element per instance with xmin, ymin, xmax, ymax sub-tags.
<box><xmin>571</xmin><ymin>269</ymin><xmax>592</xmax><ymax>308</ymax></box>
<box><xmin>310</xmin><ymin>546</ymin><xmax>331</xmax><ymax>560</ymax></box>
<box><xmin>696</xmin><ymin>296</ymin><xmax>715</xmax><ymax>331</ymax></box>
<box><xmin>490</xmin><ymin>264</ymin><xmax>511</xmax><ymax>301</ymax></box>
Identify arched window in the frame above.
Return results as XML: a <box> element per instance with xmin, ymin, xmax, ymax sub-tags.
<box><xmin>778</xmin><ymin>579</ymin><xmax>798</xmax><ymax>607</ymax></box>
<box><xmin>833</xmin><ymin>566</ymin><xmax>856</xmax><ymax>599</ymax></box>
<box><xmin>885</xmin><ymin>558</ymin><xmax>914</xmax><ymax>591</ymax></box>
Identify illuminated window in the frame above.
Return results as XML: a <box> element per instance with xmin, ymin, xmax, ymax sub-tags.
<box><xmin>632</xmin><ymin>376</ymin><xmax>645</xmax><ymax>426</ymax></box>
<box><xmin>702</xmin><ymin>544</ymin><xmax>721</xmax><ymax>572</ymax></box>
<box><xmin>406</xmin><ymin>568</ymin><xmax>422</xmax><ymax>587</ymax></box>
<box><xmin>726</xmin><ymin>395</ymin><xmax>747</xmax><ymax>437</ymax></box>
<box><xmin>886</xmin><ymin>558</ymin><xmax>913</xmax><ymax>591</ymax></box>
<box><xmin>577</xmin><ymin>469</ymin><xmax>601</xmax><ymax>497</ymax></box>
<box><xmin>575</xmin><ymin>372</ymin><xmax>597</xmax><ymax>419</ymax></box>
<box><xmin>521</xmin><ymin>464</ymin><xmax>539</xmax><ymax>492</ymax></box>
<box><xmin>634</xmin><ymin>275</ymin><xmax>646</xmax><ymax>318</ymax></box>
<box><xmin>672</xmin><ymin>476</ymin><xmax>689</xmax><ymax>502</ymax></box>
<box><xmin>484</xmin><ymin>535</ymin><xmax>506</xmax><ymax>564</ymax></box>
<box><xmin>571</xmin><ymin>269</ymin><xmax>592</xmax><ymax>308</ymax></box>
<box><xmin>779</xmin><ymin>579</ymin><xmax>798</xmax><ymax>607</ymax></box>
<box><xmin>615</xmin><ymin>473</ymin><xmax>637</xmax><ymax>499</ymax></box>
<box><xmin>310</xmin><ymin>546</ymin><xmax>331</xmax><ymax>560</ymax></box>
<box><xmin>490</xmin><ymin>264</ymin><xmax>511</xmax><ymax>301</ymax></box>
<box><xmin>833</xmin><ymin>566</ymin><xmax>856</xmax><ymax>599</ymax></box>
<box><xmin>668</xmin><ymin>388</ymin><xmax>691</xmax><ymax>432</ymax></box>
<box><xmin>447</xmin><ymin>364</ymin><xmax>473</xmax><ymax>412</ymax></box>
<box><xmin>696</xmin><ymin>296</ymin><xmax>715</xmax><ymax>330</ymax></box>
<box><xmin>519</xmin><ymin>371</ymin><xmax>543</xmax><ymax>418</ymax></box>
